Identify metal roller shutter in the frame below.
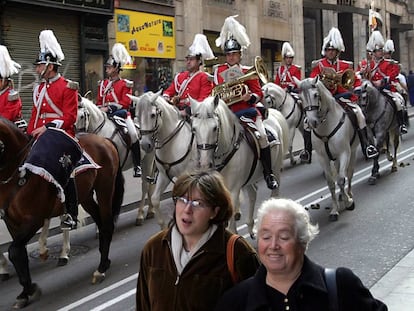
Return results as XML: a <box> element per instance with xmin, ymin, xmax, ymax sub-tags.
<box><xmin>2</xmin><ymin>7</ymin><xmax>80</xmax><ymax>120</ymax></box>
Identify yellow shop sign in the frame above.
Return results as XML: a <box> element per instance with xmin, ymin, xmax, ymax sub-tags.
<box><xmin>115</xmin><ymin>9</ymin><xmax>176</xmax><ymax>59</ymax></box>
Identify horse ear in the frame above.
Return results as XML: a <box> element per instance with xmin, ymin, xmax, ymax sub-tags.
<box><xmin>292</xmin><ymin>77</ymin><xmax>302</xmax><ymax>90</ymax></box>
<box><xmin>311</xmin><ymin>76</ymin><xmax>319</xmax><ymax>86</ymax></box>
<box><xmin>213</xmin><ymin>95</ymin><xmax>220</xmax><ymax>108</ymax></box>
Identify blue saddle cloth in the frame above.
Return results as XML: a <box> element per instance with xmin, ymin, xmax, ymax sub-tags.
<box><xmin>20</xmin><ymin>128</ymin><xmax>82</xmax><ymax>202</ymax></box>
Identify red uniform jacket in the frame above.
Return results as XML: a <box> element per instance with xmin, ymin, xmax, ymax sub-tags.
<box><xmin>274</xmin><ymin>64</ymin><xmax>301</xmax><ymax>89</ymax></box>
<box><xmin>368</xmin><ymin>58</ymin><xmax>399</xmax><ymax>92</ymax></box>
<box><xmin>163</xmin><ymin>70</ymin><xmax>212</xmax><ymax>109</ymax></box>
<box><xmin>310</xmin><ymin>57</ymin><xmax>361</xmax><ymax>101</ymax></box>
<box><xmin>213</xmin><ymin>63</ymin><xmax>263</xmax><ymax>115</ymax></box>
<box><xmin>0</xmin><ymin>87</ymin><xmax>22</xmax><ymax>122</ymax></box>
<box><xmin>96</xmin><ymin>78</ymin><xmax>133</xmax><ymax>110</ymax></box>
<box><xmin>27</xmin><ymin>74</ymin><xmax>78</xmax><ymax>137</ymax></box>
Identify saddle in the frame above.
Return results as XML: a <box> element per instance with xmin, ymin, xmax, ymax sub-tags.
<box><xmin>336</xmin><ymin>98</ymin><xmax>358</xmax><ymax>130</ymax></box>
<box><xmin>109</xmin><ymin>115</ymin><xmax>132</xmax><ymax>146</ymax></box>
<box><xmin>239</xmin><ymin>116</ymin><xmax>279</xmax><ymax>157</ymax></box>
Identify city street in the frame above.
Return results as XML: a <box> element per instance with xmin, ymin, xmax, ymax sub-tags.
<box><xmin>1</xmin><ymin>128</ymin><xmax>414</xmax><ymax>310</ymax></box>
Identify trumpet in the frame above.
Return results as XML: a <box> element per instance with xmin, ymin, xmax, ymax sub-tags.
<box><xmin>212</xmin><ymin>56</ymin><xmax>269</xmax><ymax>106</ymax></box>
<box><xmin>319</xmin><ymin>67</ymin><xmax>355</xmax><ymax>90</ymax></box>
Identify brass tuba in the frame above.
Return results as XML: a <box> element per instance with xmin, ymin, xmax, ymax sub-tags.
<box><xmin>319</xmin><ymin>67</ymin><xmax>355</xmax><ymax>90</ymax></box>
<box><xmin>212</xmin><ymin>56</ymin><xmax>269</xmax><ymax>106</ymax></box>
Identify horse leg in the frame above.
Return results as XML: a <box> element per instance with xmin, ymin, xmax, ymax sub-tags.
<box><xmin>151</xmin><ymin>176</ymin><xmax>170</xmax><ymax>230</ymax></box>
<box><xmin>228</xmin><ymin>191</ymin><xmax>240</xmax><ymax>234</ymax></box>
<box><xmin>244</xmin><ymin>185</ymin><xmax>257</xmax><ymax>239</ymax></box>
<box><xmin>288</xmin><ymin>129</ymin><xmax>296</xmax><ymax>166</ymax></box>
<box><xmin>136</xmin><ymin>153</ymin><xmax>155</xmax><ymax>225</ymax></box>
<box><xmin>8</xmin><ymin>240</ymin><xmax>42</xmax><ymax>308</ymax></box>
<box><xmin>57</xmin><ymin>229</ymin><xmax>71</xmax><ymax>266</ymax></box>
<box><xmin>369</xmin><ymin>156</ymin><xmax>380</xmax><ymax>185</ymax></box>
<box><xmin>324</xmin><ymin>169</ymin><xmax>339</xmax><ymax>221</ymax></box>
<box><xmin>38</xmin><ymin>219</ymin><xmax>50</xmax><ymax>261</ymax></box>
<box><xmin>391</xmin><ymin>132</ymin><xmax>400</xmax><ymax>173</ymax></box>
<box><xmin>0</xmin><ymin>252</ymin><xmax>10</xmax><ymax>281</ymax></box>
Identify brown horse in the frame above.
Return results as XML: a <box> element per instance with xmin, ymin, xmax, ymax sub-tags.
<box><xmin>0</xmin><ymin>117</ymin><xmax>124</xmax><ymax>309</ymax></box>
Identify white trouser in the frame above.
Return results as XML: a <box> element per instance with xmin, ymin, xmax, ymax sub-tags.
<box><xmin>345</xmin><ymin>101</ymin><xmax>366</xmax><ymax>130</ymax></box>
<box><xmin>255</xmin><ymin>116</ymin><xmax>269</xmax><ymax>149</ymax></box>
<box><xmin>125</xmin><ymin>115</ymin><xmax>139</xmax><ymax>144</ymax></box>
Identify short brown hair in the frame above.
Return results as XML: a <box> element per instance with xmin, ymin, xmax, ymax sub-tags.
<box><xmin>171</xmin><ymin>169</ymin><xmax>233</xmax><ymax>225</ymax></box>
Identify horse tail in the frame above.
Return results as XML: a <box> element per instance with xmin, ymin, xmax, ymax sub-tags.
<box><xmin>111</xmin><ymin>164</ymin><xmax>125</xmax><ymax>223</ymax></box>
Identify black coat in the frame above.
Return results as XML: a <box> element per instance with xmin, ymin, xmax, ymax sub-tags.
<box><xmin>214</xmin><ymin>256</ymin><xmax>387</xmax><ymax>311</ymax></box>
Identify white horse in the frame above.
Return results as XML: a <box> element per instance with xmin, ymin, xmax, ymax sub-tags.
<box><xmin>132</xmin><ymin>90</ymin><xmax>198</xmax><ymax>229</ymax></box>
<box><xmin>262</xmin><ymin>82</ymin><xmax>305</xmax><ymax>165</ymax></box>
<box><xmin>75</xmin><ymin>97</ymin><xmax>155</xmax><ymax>224</ymax></box>
<box><xmin>358</xmin><ymin>80</ymin><xmax>400</xmax><ymax>185</ymax></box>
<box><xmin>298</xmin><ymin>76</ymin><xmax>357</xmax><ymax>221</ymax></box>
<box><xmin>190</xmin><ymin>96</ymin><xmax>288</xmax><ymax>236</ymax></box>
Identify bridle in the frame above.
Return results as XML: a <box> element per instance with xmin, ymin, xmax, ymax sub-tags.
<box><xmin>192</xmin><ymin>112</ymin><xmax>220</xmax><ymax>153</ymax></box>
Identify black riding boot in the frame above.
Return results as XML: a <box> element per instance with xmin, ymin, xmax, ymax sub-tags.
<box><xmin>260</xmin><ymin>146</ymin><xmax>278</xmax><ymax>190</ymax></box>
<box><xmin>131</xmin><ymin>141</ymin><xmax>142</xmax><ymax>177</ymax></box>
<box><xmin>397</xmin><ymin>110</ymin><xmax>408</xmax><ymax>134</ymax></box>
<box><xmin>357</xmin><ymin>127</ymin><xmax>378</xmax><ymax>159</ymax></box>
<box><xmin>300</xmin><ymin>130</ymin><xmax>312</xmax><ymax>164</ymax></box>
<box><xmin>61</xmin><ymin>177</ymin><xmax>78</xmax><ymax>230</ymax></box>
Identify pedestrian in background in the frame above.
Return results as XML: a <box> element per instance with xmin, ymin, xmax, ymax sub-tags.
<box><xmin>407</xmin><ymin>70</ymin><xmax>414</xmax><ymax>107</ymax></box>
<box><xmin>215</xmin><ymin>197</ymin><xmax>388</xmax><ymax>311</ymax></box>
<box><xmin>136</xmin><ymin>169</ymin><xmax>259</xmax><ymax>311</ymax></box>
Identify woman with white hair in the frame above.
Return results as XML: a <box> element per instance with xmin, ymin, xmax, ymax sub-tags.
<box><xmin>215</xmin><ymin>197</ymin><xmax>387</xmax><ymax>311</ymax></box>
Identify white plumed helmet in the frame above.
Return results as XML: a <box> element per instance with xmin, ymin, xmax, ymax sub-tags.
<box><xmin>0</xmin><ymin>45</ymin><xmax>21</xmax><ymax>79</ymax></box>
<box><xmin>384</xmin><ymin>39</ymin><xmax>395</xmax><ymax>54</ymax></box>
<box><xmin>187</xmin><ymin>34</ymin><xmax>215</xmax><ymax>60</ymax></box>
<box><xmin>321</xmin><ymin>27</ymin><xmax>345</xmax><ymax>56</ymax></box>
<box><xmin>215</xmin><ymin>15</ymin><xmax>250</xmax><ymax>53</ymax></box>
<box><xmin>34</xmin><ymin>30</ymin><xmax>65</xmax><ymax>66</ymax></box>
<box><xmin>281</xmin><ymin>42</ymin><xmax>295</xmax><ymax>58</ymax></box>
<box><xmin>366</xmin><ymin>30</ymin><xmax>385</xmax><ymax>52</ymax></box>
<box><xmin>105</xmin><ymin>43</ymin><xmax>132</xmax><ymax>70</ymax></box>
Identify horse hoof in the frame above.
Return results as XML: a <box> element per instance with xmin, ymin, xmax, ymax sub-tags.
<box><xmin>13</xmin><ymin>283</ymin><xmax>42</xmax><ymax>309</ymax></box>
<box><xmin>57</xmin><ymin>257</ymin><xmax>69</xmax><ymax>266</ymax></box>
<box><xmin>135</xmin><ymin>218</ymin><xmax>144</xmax><ymax>226</ymax></box>
<box><xmin>346</xmin><ymin>202</ymin><xmax>355</xmax><ymax>211</ymax></box>
<box><xmin>91</xmin><ymin>271</ymin><xmax>105</xmax><ymax>285</ymax></box>
<box><xmin>146</xmin><ymin>211</ymin><xmax>155</xmax><ymax>219</ymax></box>
<box><xmin>234</xmin><ymin>212</ymin><xmax>241</xmax><ymax>221</ymax></box>
<box><xmin>39</xmin><ymin>251</ymin><xmax>49</xmax><ymax>261</ymax></box>
<box><xmin>329</xmin><ymin>214</ymin><xmax>338</xmax><ymax>222</ymax></box>
<box><xmin>391</xmin><ymin>166</ymin><xmax>398</xmax><ymax>173</ymax></box>
<box><xmin>368</xmin><ymin>177</ymin><xmax>377</xmax><ymax>185</ymax></box>
<box><xmin>0</xmin><ymin>273</ymin><xmax>10</xmax><ymax>281</ymax></box>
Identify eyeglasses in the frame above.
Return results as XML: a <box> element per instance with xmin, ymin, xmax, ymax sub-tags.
<box><xmin>174</xmin><ymin>196</ymin><xmax>207</xmax><ymax>209</ymax></box>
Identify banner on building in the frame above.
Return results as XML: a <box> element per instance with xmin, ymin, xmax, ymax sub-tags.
<box><xmin>115</xmin><ymin>9</ymin><xmax>176</xmax><ymax>59</ymax></box>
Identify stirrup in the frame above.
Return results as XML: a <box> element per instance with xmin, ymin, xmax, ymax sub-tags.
<box><xmin>366</xmin><ymin>145</ymin><xmax>379</xmax><ymax>159</ymax></box>
<box><xmin>400</xmin><ymin>124</ymin><xmax>408</xmax><ymax>134</ymax></box>
<box><xmin>265</xmin><ymin>174</ymin><xmax>278</xmax><ymax>190</ymax></box>
<box><xmin>299</xmin><ymin>150</ymin><xmax>311</xmax><ymax>164</ymax></box>
<box><xmin>133</xmin><ymin>166</ymin><xmax>142</xmax><ymax>178</ymax></box>
<box><xmin>61</xmin><ymin>214</ymin><xmax>77</xmax><ymax>230</ymax></box>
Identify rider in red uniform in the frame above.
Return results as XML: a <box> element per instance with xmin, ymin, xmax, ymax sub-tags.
<box><xmin>28</xmin><ymin>30</ymin><xmax>79</xmax><ymax>230</ymax></box>
<box><xmin>213</xmin><ymin>15</ymin><xmax>278</xmax><ymax>190</ymax></box>
<box><xmin>274</xmin><ymin>42</ymin><xmax>311</xmax><ymax>164</ymax></box>
<box><xmin>163</xmin><ymin>34</ymin><xmax>214</xmax><ymax>117</ymax></box>
<box><xmin>97</xmin><ymin>43</ymin><xmax>142</xmax><ymax>177</ymax></box>
<box><xmin>0</xmin><ymin>45</ymin><xmax>23</xmax><ymax>125</ymax></box>
<box><xmin>365</xmin><ymin>33</ymin><xmax>407</xmax><ymax>134</ymax></box>
<box><xmin>310</xmin><ymin>27</ymin><xmax>378</xmax><ymax>159</ymax></box>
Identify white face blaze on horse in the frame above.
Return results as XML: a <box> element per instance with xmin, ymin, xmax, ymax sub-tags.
<box><xmin>298</xmin><ymin>77</ymin><xmax>357</xmax><ymax>221</ymax></box>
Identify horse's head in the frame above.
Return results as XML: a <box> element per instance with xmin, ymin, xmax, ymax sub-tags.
<box><xmin>190</xmin><ymin>96</ymin><xmax>221</xmax><ymax>169</ymax></box>
<box><xmin>356</xmin><ymin>79</ymin><xmax>377</xmax><ymax>113</ymax></box>
<box><xmin>75</xmin><ymin>97</ymin><xmax>90</xmax><ymax>132</ymax></box>
<box><xmin>132</xmin><ymin>90</ymin><xmax>163</xmax><ymax>153</ymax></box>
<box><xmin>261</xmin><ymin>82</ymin><xmax>285</xmax><ymax>110</ymax></box>
<box><xmin>298</xmin><ymin>77</ymin><xmax>329</xmax><ymax>129</ymax></box>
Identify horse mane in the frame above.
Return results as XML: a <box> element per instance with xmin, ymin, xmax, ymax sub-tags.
<box><xmin>137</xmin><ymin>91</ymin><xmax>181</xmax><ymax>120</ymax></box>
<box><xmin>262</xmin><ymin>82</ymin><xmax>285</xmax><ymax>108</ymax></box>
<box><xmin>80</xmin><ymin>96</ymin><xmax>107</xmax><ymax>127</ymax></box>
<box><xmin>214</xmin><ymin>99</ymin><xmax>242</xmax><ymax>154</ymax></box>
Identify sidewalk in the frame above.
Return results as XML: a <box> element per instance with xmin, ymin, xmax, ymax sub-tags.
<box><xmin>1</xmin><ymin>107</ymin><xmax>414</xmax><ymax>310</ymax></box>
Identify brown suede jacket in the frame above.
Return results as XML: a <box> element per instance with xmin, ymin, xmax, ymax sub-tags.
<box><xmin>136</xmin><ymin>225</ymin><xmax>260</xmax><ymax>311</ymax></box>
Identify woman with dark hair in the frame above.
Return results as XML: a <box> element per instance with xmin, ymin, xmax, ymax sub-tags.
<box><xmin>136</xmin><ymin>169</ymin><xmax>259</xmax><ymax>311</ymax></box>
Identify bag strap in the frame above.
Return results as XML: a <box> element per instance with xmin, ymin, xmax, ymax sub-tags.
<box><xmin>324</xmin><ymin>268</ymin><xmax>338</xmax><ymax>311</ymax></box>
<box><xmin>227</xmin><ymin>234</ymin><xmax>241</xmax><ymax>284</ymax></box>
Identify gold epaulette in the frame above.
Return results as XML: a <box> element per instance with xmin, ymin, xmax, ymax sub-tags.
<box><xmin>293</xmin><ymin>64</ymin><xmax>302</xmax><ymax>70</ymax></box>
<box><xmin>124</xmin><ymin>79</ymin><xmax>134</xmax><ymax>88</ymax></box>
<box><xmin>311</xmin><ymin>59</ymin><xmax>323</xmax><ymax>69</ymax></box>
<box><xmin>384</xmin><ymin>58</ymin><xmax>399</xmax><ymax>65</ymax></box>
<box><xmin>8</xmin><ymin>89</ymin><xmax>20</xmax><ymax>101</ymax></box>
<box><xmin>66</xmin><ymin>79</ymin><xmax>79</xmax><ymax>90</ymax></box>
